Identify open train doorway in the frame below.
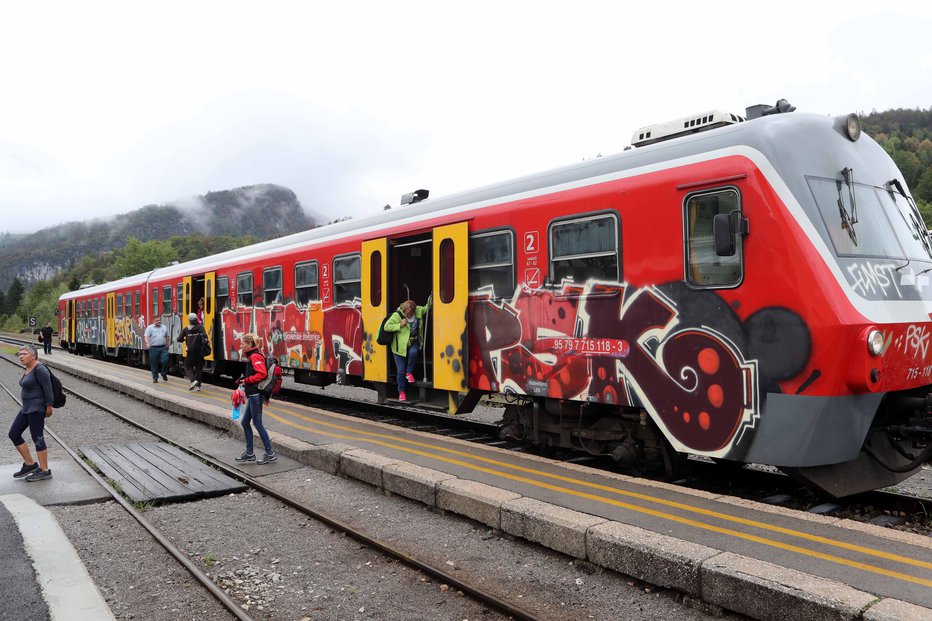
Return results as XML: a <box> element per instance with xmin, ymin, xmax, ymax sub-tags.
<box><xmin>390</xmin><ymin>232</ymin><xmax>434</xmax><ymax>387</ymax></box>
<box><xmin>182</xmin><ymin>272</ymin><xmax>216</xmax><ymax>362</ymax></box>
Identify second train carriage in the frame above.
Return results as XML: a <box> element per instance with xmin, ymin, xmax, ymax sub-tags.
<box><xmin>60</xmin><ymin>101</ymin><xmax>932</xmax><ymax>497</ymax></box>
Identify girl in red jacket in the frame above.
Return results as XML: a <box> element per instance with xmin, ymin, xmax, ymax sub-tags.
<box><xmin>234</xmin><ymin>333</ymin><xmax>277</xmax><ymax>464</ymax></box>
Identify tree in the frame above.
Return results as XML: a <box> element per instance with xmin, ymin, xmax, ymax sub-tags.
<box><xmin>5</xmin><ymin>278</ymin><xmax>24</xmax><ymax>317</ymax></box>
<box><xmin>915</xmin><ymin>168</ymin><xmax>932</xmax><ymax>204</ymax></box>
<box><xmin>113</xmin><ymin>237</ymin><xmax>177</xmax><ymax>279</ymax></box>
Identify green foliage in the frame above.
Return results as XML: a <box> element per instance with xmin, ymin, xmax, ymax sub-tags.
<box><xmin>2</xmin><ymin>313</ymin><xmax>24</xmax><ymax>333</ymax></box>
<box><xmin>863</xmin><ymin>107</ymin><xmax>932</xmax><ymax>225</ymax></box>
<box><xmin>113</xmin><ymin>237</ymin><xmax>178</xmax><ymax>279</ymax></box>
<box><xmin>4</xmin><ymin>278</ymin><xmax>24</xmax><ymax>316</ymax></box>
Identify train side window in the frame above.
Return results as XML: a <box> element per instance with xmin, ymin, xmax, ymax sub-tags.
<box><xmin>125</xmin><ymin>295</ymin><xmax>132</xmax><ymax>318</ymax></box>
<box><xmin>469</xmin><ymin>230</ymin><xmax>515</xmax><ymax>298</ymax></box>
<box><xmin>151</xmin><ymin>288</ymin><xmax>158</xmax><ymax>318</ymax></box>
<box><xmin>685</xmin><ymin>189</ymin><xmax>742</xmax><ymax>287</ymax></box>
<box><xmin>263</xmin><ymin>267</ymin><xmax>283</xmax><ymax>306</ymax></box>
<box><xmin>177</xmin><ymin>284</ymin><xmax>184</xmax><ymax>314</ymax></box>
<box><xmin>134</xmin><ymin>290</ymin><xmax>140</xmax><ymax>319</ymax></box>
<box><xmin>295</xmin><ymin>261</ymin><xmax>319</xmax><ymax>307</ymax></box>
<box><xmin>116</xmin><ymin>294</ymin><xmax>123</xmax><ymax>318</ymax></box>
<box><xmin>162</xmin><ymin>286</ymin><xmax>172</xmax><ymax>315</ymax></box>
<box><xmin>439</xmin><ymin>239</ymin><xmax>455</xmax><ymax>303</ymax></box>
<box><xmin>370</xmin><ymin>251</ymin><xmax>382</xmax><ymax>307</ymax></box>
<box><xmin>100</xmin><ymin>296</ymin><xmax>105</xmax><ymax>317</ymax></box>
<box><xmin>333</xmin><ymin>254</ymin><xmax>361</xmax><ymax>304</ymax></box>
<box><xmin>93</xmin><ymin>298</ymin><xmax>98</xmax><ymax>318</ymax></box>
<box><xmin>549</xmin><ymin>214</ymin><xmax>619</xmax><ymax>286</ymax></box>
<box><xmin>237</xmin><ymin>272</ymin><xmax>254</xmax><ymax>307</ymax></box>
<box><xmin>217</xmin><ymin>276</ymin><xmax>229</xmax><ymax>310</ymax></box>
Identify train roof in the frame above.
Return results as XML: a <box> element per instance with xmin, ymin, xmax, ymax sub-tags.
<box><xmin>63</xmin><ymin>107</ymin><xmax>894</xmax><ymax>301</ymax></box>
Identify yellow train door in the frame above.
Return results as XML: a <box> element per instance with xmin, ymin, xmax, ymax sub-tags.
<box><xmin>182</xmin><ymin>275</ymin><xmax>192</xmax><ymax>355</ymax></box>
<box><xmin>204</xmin><ymin>271</ymin><xmax>216</xmax><ymax>361</ymax></box>
<box><xmin>67</xmin><ymin>299</ymin><xmax>76</xmax><ymax>346</ymax></box>
<box><xmin>362</xmin><ymin>238</ymin><xmax>389</xmax><ymax>382</ymax></box>
<box><xmin>105</xmin><ymin>292</ymin><xmax>116</xmax><ymax>348</ymax></box>
<box><xmin>432</xmin><ymin>222</ymin><xmax>468</xmax><ymax>392</ymax></box>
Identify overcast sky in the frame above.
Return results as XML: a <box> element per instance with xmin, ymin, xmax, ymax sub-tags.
<box><xmin>1</xmin><ymin>1</ymin><xmax>931</xmax><ymax>233</ymax></box>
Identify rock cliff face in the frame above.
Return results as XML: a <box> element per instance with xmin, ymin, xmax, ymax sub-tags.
<box><xmin>0</xmin><ymin>184</ymin><xmax>315</xmax><ymax>290</ymax></box>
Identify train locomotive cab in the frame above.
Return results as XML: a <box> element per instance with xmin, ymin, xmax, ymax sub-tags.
<box><xmin>495</xmin><ymin>102</ymin><xmax>931</xmax><ymax>497</ymax></box>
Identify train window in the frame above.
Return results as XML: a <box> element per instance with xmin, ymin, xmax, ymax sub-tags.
<box><xmin>134</xmin><ymin>290</ymin><xmax>140</xmax><ymax>319</ymax></box>
<box><xmin>93</xmin><ymin>298</ymin><xmax>99</xmax><ymax>317</ymax></box>
<box><xmin>162</xmin><ymin>286</ymin><xmax>172</xmax><ymax>315</ymax></box>
<box><xmin>100</xmin><ymin>296</ymin><xmax>105</xmax><ymax>317</ymax></box>
<box><xmin>125</xmin><ymin>295</ymin><xmax>132</xmax><ymax>318</ymax></box>
<box><xmin>295</xmin><ymin>261</ymin><xmax>319</xmax><ymax>307</ymax></box>
<box><xmin>685</xmin><ymin>189</ymin><xmax>742</xmax><ymax>286</ymax></box>
<box><xmin>116</xmin><ymin>294</ymin><xmax>123</xmax><ymax>318</ymax></box>
<box><xmin>369</xmin><ymin>251</ymin><xmax>383</xmax><ymax>307</ymax></box>
<box><xmin>237</xmin><ymin>272</ymin><xmax>254</xmax><ymax>307</ymax></box>
<box><xmin>549</xmin><ymin>214</ymin><xmax>619</xmax><ymax>285</ymax></box>
<box><xmin>177</xmin><ymin>284</ymin><xmax>184</xmax><ymax>314</ymax></box>
<box><xmin>440</xmin><ymin>239</ymin><xmax>455</xmax><ymax>303</ymax></box>
<box><xmin>151</xmin><ymin>288</ymin><xmax>158</xmax><ymax>318</ymax></box>
<box><xmin>333</xmin><ymin>254</ymin><xmax>361</xmax><ymax>304</ymax></box>
<box><xmin>217</xmin><ymin>276</ymin><xmax>230</xmax><ymax>310</ymax></box>
<box><xmin>808</xmin><ymin>177</ymin><xmax>907</xmax><ymax>260</ymax></box>
<box><xmin>263</xmin><ymin>267</ymin><xmax>283</xmax><ymax>306</ymax></box>
<box><xmin>469</xmin><ymin>230</ymin><xmax>515</xmax><ymax>298</ymax></box>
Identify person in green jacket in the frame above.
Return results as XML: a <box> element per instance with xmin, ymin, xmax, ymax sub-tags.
<box><xmin>384</xmin><ymin>297</ymin><xmax>430</xmax><ymax>401</ymax></box>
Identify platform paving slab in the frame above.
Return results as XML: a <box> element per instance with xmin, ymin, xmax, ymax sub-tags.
<box><xmin>501</xmin><ymin>496</ymin><xmax>608</xmax><ymax>560</ymax></box>
<box><xmin>436</xmin><ymin>478</ymin><xmax>522</xmax><ymax>530</ymax></box>
<box><xmin>1</xmin><ymin>493</ymin><xmax>115</xmax><ymax>620</ymax></box>
<box><xmin>305</xmin><ymin>442</ymin><xmax>356</xmax><ymax>474</ymax></box>
<box><xmin>383</xmin><ymin>461</ymin><xmax>458</xmax><ymax>507</ymax></box>
<box><xmin>339</xmin><ymin>448</ymin><xmax>400</xmax><ymax>488</ymax></box>
<box><xmin>700</xmin><ymin>551</ymin><xmax>878</xmax><ymax>621</ymax></box>
<box><xmin>0</xmin><ymin>458</ymin><xmax>111</xmax><ymax>506</ymax></box>
<box><xmin>863</xmin><ymin>598</ymin><xmax>932</xmax><ymax>621</ymax></box>
<box><xmin>586</xmin><ymin>520</ymin><xmax>719</xmax><ymax>597</ymax></box>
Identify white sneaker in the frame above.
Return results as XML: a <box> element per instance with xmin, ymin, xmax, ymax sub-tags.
<box><xmin>189</xmin><ymin>380</ymin><xmax>197</xmax><ymax>390</ymax></box>
<box><xmin>192</xmin><ymin>385</ymin><xmax>201</xmax><ymax>392</ymax></box>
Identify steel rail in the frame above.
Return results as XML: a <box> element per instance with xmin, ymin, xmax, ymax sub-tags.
<box><xmin>0</xmin><ymin>352</ymin><xmax>546</xmax><ymax>621</ymax></box>
<box><xmin>0</xmin><ymin>369</ymin><xmax>255</xmax><ymax>621</ymax></box>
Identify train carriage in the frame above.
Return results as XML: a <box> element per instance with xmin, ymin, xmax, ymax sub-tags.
<box><xmin>59</xmin><ymin>101</ymin><xmax>932</xmax><ymax>497</ymax></box>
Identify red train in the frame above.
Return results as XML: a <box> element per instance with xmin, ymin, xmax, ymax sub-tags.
<box><xmin>59</xmin><ymin>100</ymin><xmax>932</xmax><ymax>497</ymax></box>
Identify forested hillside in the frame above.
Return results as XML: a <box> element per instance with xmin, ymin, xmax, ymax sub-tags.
<box><xmin>862</xmin><ymin>107</ymin><xmax>932</xmax><ymax>222</ymax></box>
<box><xmin>0</xmin><ymin>183</ymin><xmax>315</xmax><ymax>291</ymax></box>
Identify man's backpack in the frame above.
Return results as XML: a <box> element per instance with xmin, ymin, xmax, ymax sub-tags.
<box><xmin>40</xmin><ymin>364</ymin><xmax>66</xmax><ymax>408</ymax></box>
<box><xmin>199</xmin><ymin>332</ymin><xmax>212</xmax><ymax>357</ymax></box>
<box><xmin>376</xmin><ymin>311</ymin><xmax>401</xmax><ymax>346</ymax></box>
<box><xmin>256</xmin><ymin>356</ymin><xmax>283</xmax><ymax>400</ymax></box>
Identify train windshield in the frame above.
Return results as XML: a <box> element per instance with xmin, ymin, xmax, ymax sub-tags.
<box><xmin>808</xmin><ymin>177</ymin><xmax>932</xmax><ymax>261</ymax></box>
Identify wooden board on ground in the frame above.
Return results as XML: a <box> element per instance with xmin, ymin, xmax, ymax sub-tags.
<box><xmin>81</xmin><ymin>441</ymin><xmax>246</xmax><ymax>503</ymax></box>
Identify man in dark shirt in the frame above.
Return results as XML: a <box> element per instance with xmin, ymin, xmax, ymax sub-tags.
<box><xmin>39</xmin><ymin>322</ymin><xmax>53</xmax><ymax>355</ymax></box>
<box><xmin>178</xmin><ymin>313</ymin><xmax>208</xmax><ymax>391</ymax></box>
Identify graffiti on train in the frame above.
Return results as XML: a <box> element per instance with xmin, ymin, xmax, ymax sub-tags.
<box><xmin>468</xmin><ymin>281</ymin><xmax>809</xmax><ymax>455</ymax></box>
<box><xmin>115</xmin><ymin>316</ymin><xmax>145</xmax><ymax>348</ymax></box>
<box><xmin>219</xmin><ymin>301</ymin><xmax>356</xmax><ymax>374</ymax></box>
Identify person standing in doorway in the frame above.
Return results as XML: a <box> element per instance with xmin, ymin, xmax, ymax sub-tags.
<box><xmin>8</xmin><ymin>345</ymin><xmax>54</xmax><ymax>481</ymax></box>
<box><xmin>383</xmin><ymin>297</ymin><xmax>430</xmax><ymax>401</ymax></box>
<box><xmin>196</xmin><ymin>297</ymin><xmax>205</xmax><ymax>324</ymax></box>
<box><xmin>144</xmin><ymin>316</ymin><xmax>170</xmax><ymax>383</ymax></box>
<box><xmin>178</xmin><ymin>313</ymin><xmax>207</xmax><ymax>391</ymax></box>
<box><xmin>234</xmin><ymin>333</ymin><xmax>277</xmax><ymax>465</ymax></box>
<box><xmin>39</xmin><ymin>322</ymin><xmax>53</xmax><ymax>355</ymax></box>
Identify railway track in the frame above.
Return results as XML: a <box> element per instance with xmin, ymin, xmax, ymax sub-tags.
<box><xmin>0</xmin><ymin>352</ymin><xmax>545</xmax><ymax>621</ymax></box>
<box><xmin>4</xmin><ymin>333</ymin><xmax>931</xmax><ymax>534</ymax></box>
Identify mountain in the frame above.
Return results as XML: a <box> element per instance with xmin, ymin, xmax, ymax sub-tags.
<box><xmin>0</xmin><ymin>183</ymin><xmax>317</xmax><ymax>290</ymax></box>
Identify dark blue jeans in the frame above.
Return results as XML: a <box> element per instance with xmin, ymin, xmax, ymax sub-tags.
<box><xmin>149</xmin><ymin>346</ymin><xmax>168</xmax><ymax>379</ymax></box>
<box><xmin>8</xmin><ymin>409</ymin><xmax>47</xmax><ymax>452</ymax></box>
<box><xmin>241</xmin><ymin>394</ymin><xmax>273</xmax><ymax>455</ymax></box>
<box><xmin>392</xmin><ymin>341</ymin><xmax>419</xmax><ymax>393</ymax></box>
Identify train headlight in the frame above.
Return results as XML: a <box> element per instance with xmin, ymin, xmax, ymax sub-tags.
<box><xmin>845</xmin><ymin>113</ymin><xmax>861</xmax><ymax>142</ymax></box>
<box><xmin>867</xmin><ymin>329</ymin><xmax>884</xmax><ymax>356</ymax></box>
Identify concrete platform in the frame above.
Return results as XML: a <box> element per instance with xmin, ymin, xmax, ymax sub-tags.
<box><xmin>1</xmin><ymin>493</ymin><xmax>115</xmax><ymax>620</ymax></box>
<box><xmin>43</xmin><ymin>352</ymin><xmax>932</xmax><ymax>621</ymax></box>
<box><xmin>0</xmin><ymin>457</ymin><xmax>112</xmax><ymax>506</ymax></box>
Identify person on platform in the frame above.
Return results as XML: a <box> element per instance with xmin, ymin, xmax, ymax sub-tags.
<box><xmin>39</xmin><ymin>322</ymin><xmax>53</xmax><ymax>355</ymax></box>
<box><xmin>8</xmin><ymin>345</ymin><xmax>54</xmax><ymax>481</ymax></box>
<box><xmin>234</xmin><ymin>333</ymin><xmax>277</xmax><ymax>465</ymax></box>
<box><xmin>177</xmin><ymin>313</ymin><xmax>208</xmax><ymax>391</ymax></box>
<box><xmin>383</xmin><ymin>297</ymin><xmax>430</xmax><ymax>402</ymax></box>
<box><xmin>144</xmin><ymin>316</ymin><xmax>170</xmax><ymax>383</ymax></box>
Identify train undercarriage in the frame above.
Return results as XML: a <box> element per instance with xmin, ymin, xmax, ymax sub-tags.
<box><xmin>499</xmin><ymin>393</ymin><xmax>932</xmax><ymax>498</ymax></box>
